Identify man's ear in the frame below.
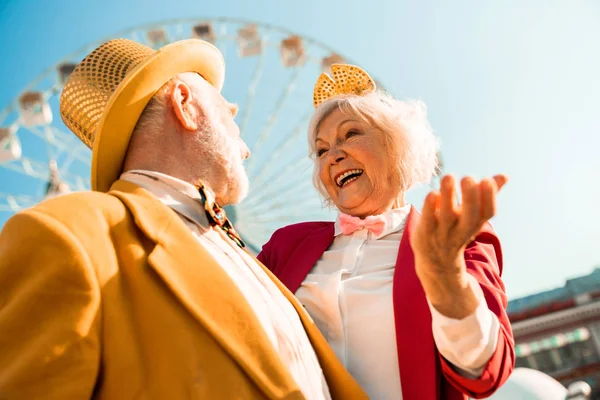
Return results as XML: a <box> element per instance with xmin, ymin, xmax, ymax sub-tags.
<box><xmin>170</xmin><ymin>82</ymin><xmax>198</xmax><ymax>131</ymax></box>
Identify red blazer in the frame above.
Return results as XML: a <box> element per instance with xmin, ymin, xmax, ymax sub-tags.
<box><xmin>257</xmin><ymin>207</ymin><xmax>514</xmax><ymax>400</ymax></box>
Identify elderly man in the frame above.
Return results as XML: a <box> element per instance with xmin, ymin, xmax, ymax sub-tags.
<box><xmin>0</xmin><ymin>39</ymin><xmax>366</xmax><ymax>400</ymax></box>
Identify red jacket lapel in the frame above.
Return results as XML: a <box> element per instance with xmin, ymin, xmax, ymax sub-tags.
<box><xmin>278</xmin><ymin>223</ymin><xmax>336</xmax><ymax>294</ymax></box>
<box><xmin>393</xmin><ymin>207</ymin><xmax>440</xmax><ymax>400</ymax></box>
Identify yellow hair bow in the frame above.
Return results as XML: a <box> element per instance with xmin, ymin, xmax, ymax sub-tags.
<box><xmin>313</xmin><ymin>64</ymin><xmax>376</xmax><ymax>108</ymax></box>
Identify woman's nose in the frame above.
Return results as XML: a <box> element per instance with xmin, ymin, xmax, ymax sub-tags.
<box><xmin>329</xmin><ymin>148</ymin><xmax>346</xmax><ymax>164</ymax></box>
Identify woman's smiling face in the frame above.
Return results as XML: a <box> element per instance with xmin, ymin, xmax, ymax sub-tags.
<box><xmin>315</xmin><ymin>108</ymin><xmax>400</xmax><ymax>217</ymax></box>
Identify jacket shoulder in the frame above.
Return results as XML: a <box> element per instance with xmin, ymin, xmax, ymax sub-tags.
<box><xmin>270</xmin><ymin>221</ymin><xmax>333</xmax><ymax>241</ymax></box>
<box><xmin>22</xmin><ymin>191</ymin><xmax>129</xmax><ymax>234</ymax></box>
<box><xmin>36</xmin><ymin>191</ymin><xmax>125</xmax><ymax>215</ymax></box>
<box><xmin>258</xmin><ymin>221</ymin><xmax>333</xmax><ymax>269</ymax></box>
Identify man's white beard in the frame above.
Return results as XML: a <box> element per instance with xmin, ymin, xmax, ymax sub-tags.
<box><xmin>202</xmin><ymin>131</ymin><xmax>250</xmax><ymax>206</ymax></box>
<box><xmin>223</xmin><ymin>146</ymin><xmax>249</xmax><ymax>205</ymax></box>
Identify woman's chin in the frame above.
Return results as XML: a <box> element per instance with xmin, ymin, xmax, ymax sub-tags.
<box><xmin>333</xmin><ymin>197</ymin><xmax>367</xmax><ymax>215</ymax></box>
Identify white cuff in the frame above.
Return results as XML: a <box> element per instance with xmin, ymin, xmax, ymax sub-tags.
<box><xmin>428</xmin><ymin>274</ymin><xmax>500</xmax><ymax>378</ymax></box>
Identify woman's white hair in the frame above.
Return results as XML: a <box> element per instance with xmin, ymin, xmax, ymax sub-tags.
<box><xmin>308</xmin><ymin>91</ymin><xmax>440</xmax><ymax>205</ymax></box>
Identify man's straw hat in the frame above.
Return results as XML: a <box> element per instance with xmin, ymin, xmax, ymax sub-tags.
<box><xmin>60</xmin><ymin>38</ymin><xmax>225</xmax><ymax>192</ymax></box>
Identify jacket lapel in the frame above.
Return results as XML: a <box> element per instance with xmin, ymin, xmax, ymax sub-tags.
<box><xmin>394</xmin><ymin>207</ymin><xmax>440</xmax><ymax>400</ymax></box>
<box><xmin>246</xmin><ymin>251</ymin><xmax>368</xmax><ymax>400</ymax></box>
<box><xmin>108</xmin><ymin>180</ymin><xmax>303</xmax><ymax>400</ymax></box>
<box><xmin>278</xmin><ymin>224</ymin><xmax>336</xmax><ymax>294</ymax></box>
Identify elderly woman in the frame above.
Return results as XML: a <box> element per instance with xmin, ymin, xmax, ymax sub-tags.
<box><xmin>257</xmin><ymin>65</ymin><xmax>514</xmax><ymax>400</ymax></box>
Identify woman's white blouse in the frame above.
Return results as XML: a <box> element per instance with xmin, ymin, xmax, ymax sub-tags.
<box><xmin>294</xmin><ymin>205</ymin><xmax>501</xmax><ymax>400</ymax></box>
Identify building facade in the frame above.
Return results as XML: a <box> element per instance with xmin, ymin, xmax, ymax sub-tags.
<box><xmin>508</xmin><ymin>267</ymin><xmax>600</xmax><ymax>398</ymax></box>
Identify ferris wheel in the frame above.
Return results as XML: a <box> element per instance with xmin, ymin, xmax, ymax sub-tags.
<box><xmin>0</xmin><ymin>17</ymin><xmax>396</xmax><ymax>251</ymax></box>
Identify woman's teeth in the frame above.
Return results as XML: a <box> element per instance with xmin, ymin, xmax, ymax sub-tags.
<box><xmin>336</xmin><ymin>169</ymin><xmax>364</xmax><ymax>187</ymax></box>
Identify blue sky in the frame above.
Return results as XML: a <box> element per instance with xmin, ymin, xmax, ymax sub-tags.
<box><xmin>0</xmin><ymin>0</ymin><xmax>599</xmax><ymax>299</ymax></box>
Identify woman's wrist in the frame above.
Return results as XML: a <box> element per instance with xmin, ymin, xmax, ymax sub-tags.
<box><xmin>417</xmin><ymin>261</ymin><xmax>479</xmax><ymax>319</ymax></box>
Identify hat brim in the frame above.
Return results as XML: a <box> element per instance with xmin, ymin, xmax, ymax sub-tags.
<box><xmin>91</xmin><ymin>39</ymin><xmax>225</xmax><ymax>192</ymax></box>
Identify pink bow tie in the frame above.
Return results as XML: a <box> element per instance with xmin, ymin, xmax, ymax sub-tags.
<box><xmin>338</xmin><ymin>213</ymin><xmax>386</xmax><ymax>236</ymax></box>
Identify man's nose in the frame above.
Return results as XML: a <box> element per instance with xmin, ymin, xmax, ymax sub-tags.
<box><xmin>241</xmin><ymin>141</ymin><xmax>250</xmax><ymax>160</ymax></box>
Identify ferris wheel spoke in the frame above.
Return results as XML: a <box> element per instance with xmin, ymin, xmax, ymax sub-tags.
<box><xmin>0</xmin><ymin>193</ymin><xmax>40</xmax><ymax>212</ymax></box>
<box><xmin>2</xmin><ymin>158</ymin><xmax>48</xmax><ymax>180</ymax></box>
<box><xmin>44</xmin><ymin>126</ymin><xmax>60</xmax><ymax>161</ymax></box>
<box><xmin>245</xmin><ymin>154</ymin><xmax>312</xmax><ymax>206</ymax></box>
<box><xmin>246</xmin><ymin>172</ymin><xmax>315</xmax><ymax>208</ymax></box>
<box><xmin>216</xmin><ymin>23</ymin><xmax>230</xmax><ymax>62</ymax></box>
<box><xmin>246</xmin><ymin>67</ymin><xmax>302</xmax><ymax>173</ymax></box>
<box><xmin>58</xmin><ymin>142</ymin><xmax>86</xmax><ymax>175</ymax></box>
<box><xmin>22</xmin><ymin>125</ymin><xmax>90</xmax><ymax>166</ymax></box>
<box><xmin>239</xmin><ymin>42</ymin><xmax>268</xmax><ymax>138</ymax></box>
<box><xmin>279</xmin><ymin>185</ymin><xmax>321</xmax><ymax>205</ymax></box>
<box><xmin>236</xmin><ymin>218</ymin><xmax>282</xmax><ymax>234</ymax></box>
<box><xmin>233</xmin><ymin>215</ymin><xmax>277</xmax><ymax>233</ymax></box>
<box><xmin>249</xmin><ymin>113</ymin><xmax>309</xmax><ymax>187</ymax></box>
<box><xmin>48</xmin><ymin>125</ymin><xmax>78</xmax><ymax>143</ymax></box>
<box><xmin>236</xmin><ymin>222</ymin><xmax>277</xmax><ymax>239</ymax></box>
<box><xmin>71</xmin><ymin>176</ymin><xmax>89</xmax><ymax>191</ymax></box>
<box><xmin>243</xmin><ymin>202</ymin><xmax>326</xmax><ymax>223</ymax></box>
<box><xmin>40</xmin><ymin>85</ymin><xmax>61</xmax><ymax>104</ymax></box>
<box><xmin>173</xmin><ymin>24</ymin><xmax>185</xmax><ymax>41</ymax></box>
<box><xmin>243</xmin><ymin>167</ymin><xmax>311</xmax><ymax>209</ymax></box>
<box><xmin>1</xmin><ymin>156</ymin><xmax>84</xmax><ymax>186</ymax></box>
<box><xmin>0</xmin><ymin>106</ymin><xmax>16</xmax><ymax>126</ymax></box>
<box><xmin>243</xmin><ymin>185</ymin><xmax>318</xmax><ymax>217</ymax></box>
<box><xmin>242</xmin><ymin>174</ymin><xmax>314</xmax><ymax>212</ymax></box>
<box><xmin>244</xmin><ymin>201</ymin><xmax>327</xmax><ymax>224</ymax></box>
<box><xmin>245</xmin><ymin>210</ymin><xmax>328</xmax><ymax>226</ymax></box>
<box><xmin>129</xmin><ymin>30</ymin><xmax>142</xmax><ymax>43</ymax></box>
<box><xmin>52</xmin><ymin>135</ymin><xmax>90</xmax><ymax>166</ymax></box>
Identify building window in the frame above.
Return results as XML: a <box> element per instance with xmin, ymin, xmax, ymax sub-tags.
<box><xmin>557</xmin><ymin>339</ymin><xmax>600</xmax><ymax>370</ymax></box>
<box><xmin>515</xmin><ymin>327</ymin><xmax>599</xmax><ymax>374</ymax></box>
<box><xmin>515</xmin><ymin>357</ymin><xmax>530</xmax><ymax>369</ymax></box>
<box><xmin>533</xmin><ymin>349</ymin><xmax>560</xmax><ymax>373</ymax></box>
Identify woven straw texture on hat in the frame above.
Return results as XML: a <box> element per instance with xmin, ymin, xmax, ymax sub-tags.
<box><xmin>60</xmin><ymin>39</ymin><xmax>154</xmax><ymax>149</ymax></box>
<box><xmin>313</xmin><ymin>64</ymin><xmax>376</xmax><ymax>108</ymax></box>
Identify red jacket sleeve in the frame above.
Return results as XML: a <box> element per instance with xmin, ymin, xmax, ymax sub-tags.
<box><xmin>440</xmin><ymin>227</ymin><xmax>515</xmax><ymax>398</ymax></box>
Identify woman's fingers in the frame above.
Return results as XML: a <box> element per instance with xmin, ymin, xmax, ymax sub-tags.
<box><xmin>438</xmin><ymin>175</ymin><xmax>458</xmax><ymax>233</ymax></box>
<box><xmin>419</xmin><ymin>190</ymin><xmax>440</xmax><ymax>235</ymax></box>
<box><xmin>415</xmin><ymin>174</ymin><xmax>507</xmax><ymax>254</ymax></box>
<box><xmin>493</xmin><ymin>174</ymin><xmax>508</xmax><ymax>192</ymax></box>
<box><xmin>457</xmin><ymin>177</ymin><xmax>480</xmax><ymax>241</ymax></box>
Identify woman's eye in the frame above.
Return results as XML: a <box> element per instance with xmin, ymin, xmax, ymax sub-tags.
<box><xmin>346</xmin><ymin>130</ymin><xmax>360</xmax><ymax>139</ymax></box>
<box><xmin>317</xmin><ymin>149</ymin><xmax>327</xmax><ymax>157</ymax></box>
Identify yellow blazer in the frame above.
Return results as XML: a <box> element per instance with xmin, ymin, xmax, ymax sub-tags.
<box><xmin>0</xmin><ymin>180</ymin><xmax>367</xmax><ymax>400</ymax></box>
